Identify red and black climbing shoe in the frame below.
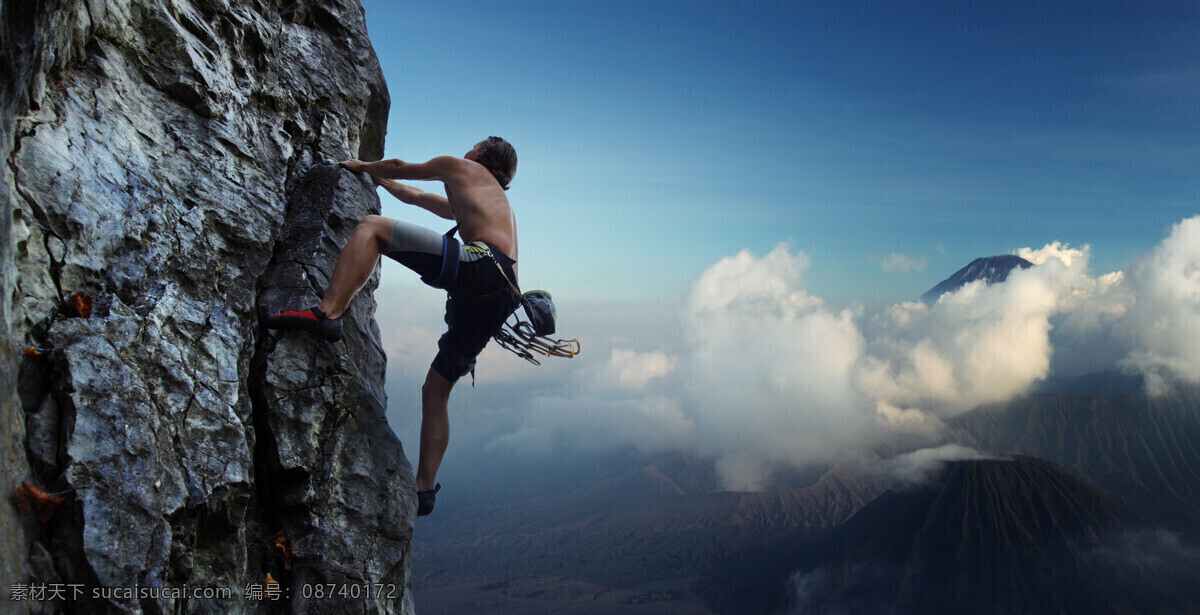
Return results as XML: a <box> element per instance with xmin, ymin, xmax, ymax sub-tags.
<box><xmin>417</xmin><ymin>483</ymin><xmax>441</xmax><ymax>517</ymax></box>
<box><xmin>264</xmin><ymin>307</ymin><xmax>343</xmax><ymax>342</ymax></box>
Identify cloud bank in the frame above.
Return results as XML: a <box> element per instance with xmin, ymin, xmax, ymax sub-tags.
<box><xmin>450</xmin><ymin>216</ymin><xmax>1200</xmax><ymax>490</ymax></box>
<box><xmin>1120</xmin><ymin>216</ymin><xmax>1200</xmax><ymax>394</ymax></box>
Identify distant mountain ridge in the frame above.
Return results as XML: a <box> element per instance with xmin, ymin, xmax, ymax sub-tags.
<box><xmin>711</xmin><ymin>457</ymin><xmax>1200</xmax><ymax>615</ymax></box>
<box><xmin>948</xmin><ymin>386</ymin><xmax>1200</xmax><ymax>535</ymax></box>
<box><xmin>788</xmin><ymin>457</ymin><xmax>1200</xmax><ymax>615</ymax></box>
<box><xmin>415</xmin><ymin>382</ymin><xmax>1200</xmax><ymax>613</ymax></box>
<box><xmin>921</xmin><ymin>254</ymin><xmax>1034</xmax><ymax>303</ymax></box>
<box><xmin>414</xmin><ymin>453</ymin><xmax>891</xmax><ymax>585</ymax></box>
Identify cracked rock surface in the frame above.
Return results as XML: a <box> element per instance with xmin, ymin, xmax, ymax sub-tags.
<box><xmin>1</xmin><ymin>1</ymin><xmax>413</xmax><ymax>613</ymax></box>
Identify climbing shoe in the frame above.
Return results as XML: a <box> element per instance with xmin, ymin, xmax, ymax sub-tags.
<box><xmin>417</xmin><ymin>483</ymin><xmax>441</xmax><ymax>517</ymax></box>
<box><xmin>264</xmin><ymin>307</ymin><xmax>343</xmax><ymax>342</ymax></box>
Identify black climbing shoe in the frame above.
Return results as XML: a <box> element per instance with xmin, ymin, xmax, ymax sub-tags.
<box><xmin>265</xmin><ymin>306</ymin><xmax>343</xmax><ymax>342</ymax></box>
<box><xmin>417</xmin><ymin>483</ymin><xmax>441</xmax><ymax>517</ymax></box>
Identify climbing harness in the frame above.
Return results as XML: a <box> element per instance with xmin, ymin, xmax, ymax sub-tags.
<box><xmin>445</xmin><ymin>225</ymin><xmax>580</xmax><ymax>365</ymax></box>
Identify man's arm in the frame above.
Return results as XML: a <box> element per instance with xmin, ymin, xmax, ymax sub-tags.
<box><xmin>374</xmin><ymin>178</ymin><xmax>454</xmax><ymax>220</ymax></box>
<box><xmin>341</xmin><ymin>156</ymin><xmax>460</xmax><ymax>181</ymax></box>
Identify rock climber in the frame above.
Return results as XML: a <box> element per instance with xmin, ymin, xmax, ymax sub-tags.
<box><xmin>265</xmin><ymin>137</ymin><xmax>519</xmax><ymax>517</ymax></box>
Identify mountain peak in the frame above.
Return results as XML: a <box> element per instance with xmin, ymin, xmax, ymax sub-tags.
<box><xmin>839</xmin><ymin>457</ymin><xmax>1146</xmax><ymax>556</ymax></box>
<box><xmin>921</xmin><ymin>254</ymin><xmax>1034</xmax><ymax>303</ymax></box>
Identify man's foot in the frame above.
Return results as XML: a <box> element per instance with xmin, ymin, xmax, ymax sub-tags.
<box><xmin>417</xmin><ymin>483</ymin><xmax>441</xmax><ymax>517</ymax></box>
<box><xmin>264</xmin><ymin>307</ymin><xmax>343</xmax><ymax>342</ymax></box>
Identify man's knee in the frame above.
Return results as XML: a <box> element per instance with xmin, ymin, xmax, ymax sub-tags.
<box><xmin>357</xmin><ymin>215</ymin><xmax>393</xmax><ymax>251</ymax></box>
<box><xmin>422</xmin><ymin>368</ymin><xmax>453</xmax><ymax>402</ymax></box>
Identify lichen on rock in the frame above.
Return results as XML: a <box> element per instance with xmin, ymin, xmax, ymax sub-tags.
<box><xmin>1</xmin><ymin>1</ymin><xmax>414</xmax><ymax>613</ymax></box>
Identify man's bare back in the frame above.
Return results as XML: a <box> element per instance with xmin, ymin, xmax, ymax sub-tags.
<box><xmin>445</xmin><ymin>150</ymin><xmax>519</xmax><ymax>263</ymax></box>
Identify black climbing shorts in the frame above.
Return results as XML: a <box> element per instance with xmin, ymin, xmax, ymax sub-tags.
<box><xmin>385</xmin><ymin>219</ymin><xmax>518</xmax><ymax>383</ymax></box>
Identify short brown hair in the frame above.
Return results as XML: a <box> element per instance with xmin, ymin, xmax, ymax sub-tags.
<box><xmin>477</xmin><ymin>136</ymin><xmax>517</xmax><ymax>190</ymax></box>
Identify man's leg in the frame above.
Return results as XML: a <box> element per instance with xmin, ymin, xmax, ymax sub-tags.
<box><xmin>416</xmin><ymin>367</ymin><xmax>455</xmax><ymax>492</ymax></box>
<box><xmin>265</xmin><ymin>215</ymin><xmax>394</xmax><ymax>340</ymax></box>
<box><xmin>318</xmin><ymin>214</ymin><xmax>393</xmax><ymax>319</ymax></box>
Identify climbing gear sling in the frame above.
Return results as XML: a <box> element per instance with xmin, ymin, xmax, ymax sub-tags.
<box><xmin>445</xmin><ymin>225</ymin><xmax>580</xmax><ymax>365</ymax></box>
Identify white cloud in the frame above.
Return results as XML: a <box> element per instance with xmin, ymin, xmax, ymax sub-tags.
<box><xmin>665</xmin><ymin>235</ymin><xmax>1176</xmax><ymax>488</ymax></box>
<box><xmin>681</xmin><ymin>244</ymin><xmax>870</xmax><ymax>489</ymax></box>
<box><xmin>877</xmin><ymin>252</ymin><xmax>928</xmax><ymax>273</ymax></box>
<box><xmin>874</xmin><ymin>400</ymin><xmax>945</xmax><ymax>437</ymax></box>
<box><xmin>600</xmin><ymin>348</ymin><xmax>677</xmax><ymax>391</ymax></box>
<box><xmin>1017</xmin><ymin>240</ymin><xmax>1086</xmax><ymax>267</ymax></box>
<box><xmin>491</xmin><ymin>392</ymin><xmax>695</xmax><ymax>456</ymax></box>
<box><xmin>1120</xmin><ymin>216</ymin><xmax>1200</xmax><ymax>394</ymax></box>
<box><xmin>472</xmin><ymin>244</ymin><xmax>875</xmax><ymax>490</ymax></box>
<box><xmin>857</xmin><ymin>256</ymin><xmax>1071</xmax><ymax>414</ymax></box>
<box><xmin>382</xmin><ymin>217</ymin><xmax>1200</xmax><ymax>491</ymax></box>
<box><xmin>684</xmin><ymin>244</ymin><xmax>824</xmax><ymax>322</ymax></box>
<box><xmin>881</xmin><ymin>445</ymin><xmax>994</xmax><ymax>484</ymax></box>
<box><xmin>490</xmin><ymin>351</ymin><xmax>693</xmax><ymax>456</ymax></box>
<box><xmin>1046</xmin><ymin>267</ymin><xmax>1133</xmax><ymax>378</ymax></box>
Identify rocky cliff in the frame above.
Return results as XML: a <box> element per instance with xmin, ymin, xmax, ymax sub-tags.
<box><xmin>1</xmin><ymin>1</ymin><xmax>414</xmax><ymax>613</ymax></box>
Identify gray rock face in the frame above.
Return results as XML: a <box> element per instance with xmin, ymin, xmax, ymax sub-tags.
<box><xmin>1</xmin><ymin>1</ymin><xmax>414</xmax><ymax>613</ymax></box>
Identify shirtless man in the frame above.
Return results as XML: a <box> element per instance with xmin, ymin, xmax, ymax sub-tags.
<box><xmin>265</xmin><ymin>137</ymin><xmax>519</xmax><ymax>517</ymax></box>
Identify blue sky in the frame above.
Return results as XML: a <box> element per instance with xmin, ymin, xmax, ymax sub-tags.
<box><xmin>352</xmin><ymin>2</ymin><xmax>1200</xmax><ymax>495</ymax></box>
<box><xmin>358</xmin><ymin>0</ymin><xmax>1199</xmax><ymax>310</ymax></box>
